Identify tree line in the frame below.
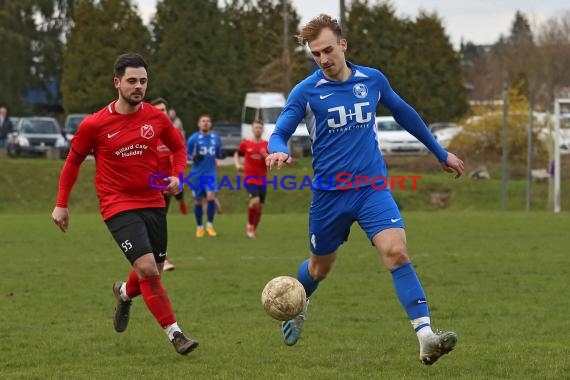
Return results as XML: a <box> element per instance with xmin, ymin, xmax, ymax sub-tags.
<box><xmin>1</xmin><ymin>0</ymin><xmax>569</xmax><ymax>132</ymax></box>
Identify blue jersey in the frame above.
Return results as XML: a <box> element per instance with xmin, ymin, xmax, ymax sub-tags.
<box><xmin>269</xmin><ymin>62</ymin><xmax>447</xmax><ymax>189</ymax></box>
<box><xmin>186</xmin><ymin>131</ymin><xmax>222</xmax><ymax>176</ymax></box>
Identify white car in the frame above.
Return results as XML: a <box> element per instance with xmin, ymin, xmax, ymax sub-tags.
<box><xmin>375</xmin><ymin>116</ymin><xmax>427</xmax><ymax>155</ymax></box>
<box><xmin>429</xmin><ymin>122</ymin><xmax>463</xmax><ymax>148</ymax></box>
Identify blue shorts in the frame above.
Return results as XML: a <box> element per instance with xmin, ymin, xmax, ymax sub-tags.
<box><xmin>190</xmin><ymin>174</ymin><xmax>218</xmax><ymax>200</ymax></box>
<box><xmin>309</xmin><ymin>186</ymin><xmax>404</xmax><ymax>255</ymax></box>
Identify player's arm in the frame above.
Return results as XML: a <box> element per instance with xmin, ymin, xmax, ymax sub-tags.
<box><xmin>267</xmin><ymin>85</ymin><xmax>305</xmax><ymax>170</ymax></box>
<box><xmin>51</xmin><ymin>118</ymin><xmax>95</xmax><ymax>232</ymax></box>
<box><xmin>186</xmin><ymin>134</ymin><xmax>201</xmax><ymax>163</ymax></box>
<box><xmin>378</xmin><ymin>72</ymin><xmax>464</xmax><ymax>178</ymax></box>
<box><xmin>215</xmin><ymin>135</ymin><xmax>224</xmax><ymax>159</ymax></box>
<box><xmin>160</xmin><ymin>118</ymin><xmax>187</xmax><ymax>195</ymax></box>
<box><xmin>234</xmin><ymin>142</ymin><xmax>244</xmax><ymax>172</ymax></box>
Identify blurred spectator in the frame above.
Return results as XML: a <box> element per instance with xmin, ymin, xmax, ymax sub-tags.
<box><xmin>0</xmin><ymin>106</ymin><xmax>14</xmax><ymax>148</ymax></box>
<box><xmin>168</xmin><ymin>108</ymin><xmax>184</xmax><ymax>136</ymax></box>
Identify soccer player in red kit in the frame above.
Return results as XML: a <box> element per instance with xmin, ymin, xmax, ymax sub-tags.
<box><xmin>51</xmin><ymin>53</ymin><xmax>199</xmax><ymax>355</ymax></box>
<box><xmin>233</xmin><ymin>119</ymin><xmax>268</xmax><ymax>238</ymax></box>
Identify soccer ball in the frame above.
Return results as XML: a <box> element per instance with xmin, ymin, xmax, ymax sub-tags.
<box><xmin>261</xmin><ymin>276</ymin><xmax>307</xmax><ymax>321</ymax></box>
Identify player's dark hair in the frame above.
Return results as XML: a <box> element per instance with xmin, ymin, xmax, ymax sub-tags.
<box><xmin>253</xmin><ymin>119</ymin><xmax>264</xmax><ymax>126</ymax></box>
<box><xmin>197</xmin><ymin>114</ymin><xmax>211</xmax><ymax>121</ymax></box>
<box><xmin>150</xmin><ymin>97</ymin><xmax>168</xmax><ymax>108</ymax></box>
<box><xmin>114</xmin><ymin>53</ymin><xmax>148</xmax><ymax>78</ymax></box>
<box><xmin>297</xmin><ymin>14</ymin><xmax>343</xmax><ymax>45</ymax></box>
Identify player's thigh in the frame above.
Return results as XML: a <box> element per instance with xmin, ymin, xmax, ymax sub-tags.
<box><xmin>206</xmin><ymin>190</ymin><xmax>217</xmax><ymax>201</ymax></box>
<box><xmin>247</xmin><ymin>186</ymin><xmax>265</xmax><ymax>205</ymax></box>
<box><xmin>190</xmin><ymin>177</ymin><xmax>206</xmax><ymax>201</ymax></box>
<box><xmin>259</xmin><ymin>186</ymin><xmax>267</xmax><ymax>203</ymax></box>
<box><xmin>356</xmin><ymin>187</ymin><xmax>405</xmax><ymax>241</ymax></box>
<box><xmin>139</xmin><ymin>208</ymin><xmax>168</xmax><ymax>264</ymax></box>
<box><xmin>309</xmin><ymin>190</ymin><xmax>353</xmax><ymax>255</ymax></box>
<box><xmin>104</xmin><ymin>210</ymin><xmax>153</xmax><ymax>265</ymax></box>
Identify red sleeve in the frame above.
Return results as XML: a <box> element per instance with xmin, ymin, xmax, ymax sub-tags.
<box><xmin>55</xmin><ymin>149</ymin><xmax>85</xmax><ymax>207</ymax></box>
<box><xmin>55</xmin><ymin>117</ymin><xmax>95</xmax><ymax>207</ymax></box>
<box><xmin>237</xmin><ymin>140</ymin><xmax>246</xmax><ymax>155</ymax></box>
<box><xmin>70</xmin><ymin>117</ymin><xmax>96</xmax><ymax>157</ymax></box>
<box><xmin>160</xmin><ymin>115</ymin><xmax>187</xmax><ymax>176</ymax></box>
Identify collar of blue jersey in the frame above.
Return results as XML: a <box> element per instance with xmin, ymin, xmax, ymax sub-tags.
<box><xmin>317</xmin><ymin>60</ymin><xmax>356</xmax><ymax>82</ymax></box>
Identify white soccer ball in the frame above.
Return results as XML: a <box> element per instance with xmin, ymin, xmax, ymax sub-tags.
<box><xmin>261</xmin><ymin>276</ymin><xmax>307</xmax><ymax>321</ymax></box>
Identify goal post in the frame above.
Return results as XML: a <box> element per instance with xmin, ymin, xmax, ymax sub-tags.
<box><xmin>553</xmin><ymin>98</ymin><xmax>570</xmax><ymax>213</ymax></box>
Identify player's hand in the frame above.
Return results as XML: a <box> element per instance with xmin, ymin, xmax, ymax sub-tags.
<box><xmin>192</xmin><ymin>154</ymin><xmax>204</xmax><ymax>163</ymax></box>
<box><xmin>441</xmin><ymin>152</ymin><xmax>464</xmax><ymax>179</ymax></box>
<box><xmin>266</xmin><ymin>152</ymin><xmax>292</xmax><ymax>170</ymax></box>
<box><xmin>163</xmin><ymin>176</ymin><xmax>182</xmax><ymax>196</ymax></box>
<box><xmin>51</xmin><ymin>206</ymin><xmax>69</xmax><ymax>232</ymax></box>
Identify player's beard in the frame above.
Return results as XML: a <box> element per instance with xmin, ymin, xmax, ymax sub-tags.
<box><xmin>119</xmin><ymin>88</ymin><xmax>144</xmax><ymax>106</ymax></box>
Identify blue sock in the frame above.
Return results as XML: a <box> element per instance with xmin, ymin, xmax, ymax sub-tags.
<box><xmin>391</xmin><ymin>262</ymin><xmax>430</xmax><ymax>329</ymax></box>
<box><xmin>194</xmin><ymin>204</ymin><xmax>203</xmax><ymax>226</ymax></box>
<box><xmin>207</xmin><ymin>200</ymin><xmax>216</xmax><ymax>223</ymax></box>
<box><xmin>297</xmin><ymin>259</ymin><xmax>319</xmax><ymax>298</ymax></box>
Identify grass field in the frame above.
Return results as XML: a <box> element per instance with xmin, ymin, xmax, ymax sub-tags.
<box><xmin>1</xmin><ymin>211</ymin><xmax>569</xmax><ymax>379</ymax></box>
<box><xmin>1</xmin><ymin>157</ymin><xmax>569</xmax><ymax>214</ymax></box>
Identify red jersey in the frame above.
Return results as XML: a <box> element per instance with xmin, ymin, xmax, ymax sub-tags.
<box><xmin>56</xmin><ymin>101</ymin><xmax>187</xmax><ymax>220</ymax></box>
<box><xmin>237</xmin><ymin>139</ymin><xmax>268</xmax><ymax>185</ymax></box>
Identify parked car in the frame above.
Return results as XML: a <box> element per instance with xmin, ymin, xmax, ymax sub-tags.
<box><xmin>9</xmin><ymin>116</ymin><xmax>20</xmax><ymax>127</ymax></box>
<box><xmin>429</xmin><ymin>122</ymin><xmax>462</xmax><ymax>148</ymax></box>
<box><xmin>6</xmin><ymin>117</ymin><xmax>68</xmax><ymax>158</ymax></box>
<box><xmin>63</xmin><ymin>113</ymin><xmax>89</xmax><ymax>141</ymax></box>
<box><xmin>213</xmin><ymin>122</ymin><xmax>242</xmax><ymax>156</ymax></box>
<box><xmin>375</xmin><ymin>116</ymin><xmax>427</xmax><ymax>155</ymax></box>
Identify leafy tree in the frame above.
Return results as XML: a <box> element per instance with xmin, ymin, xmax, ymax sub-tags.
<box><xmin>151</xmin><ymin>0</ymin><xmax>237</xmax><ymax>129</ymax></box>
<box><xmin>346</xmin><ymin>0</ymin><xmax>406</xmax><ymax>82</ymax></box>
<box><xmin>347</xmin><ymin>1</ymin><xmax>467</xmax><ymax>122</ymax></box>
<box><xmin>0</xmin><ymin>1</ymin><xmax>36</xmax><ymax>111</ymax></box>
<box><xmin>61</xmin><ymin>0</ymin><xmax>150</xmax><ymax>113</ymax></box>
<box><xmin>223</xmin><ymin>0</ymin><xmax>305</xmax><ymax>95</ymax></box>
<box><xmin>402</xmin><ymin>11</ymin><xmax>468</xmax><ymax>122</ymax></box>
<box><xmin>449</xmin><ymin>84</ymin><xmax>547</xmax><ymax>165</ymax></box>
<box><xmin>0</xmin><ymin>0</ymin><xmax>73</xmax><ymax>113</ymax></box>
<box><xmin>536</xmin><ymin>11</ymin><xmax>570</xmax><ymax>108</ymax></box>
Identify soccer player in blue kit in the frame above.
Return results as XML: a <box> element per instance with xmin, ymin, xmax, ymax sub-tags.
<box><xmin>266</xmin><ymin>14</ymin><xmax>464</xmax><ymax>365</ymax></box>
<box><xmin>186</xmin><ymin>114</ymin><xmax>223</xmax><ymax>237</ymax></box>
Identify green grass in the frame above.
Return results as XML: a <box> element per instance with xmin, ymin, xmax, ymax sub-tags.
<box><xmin>1</xmin><ymin>157</ymin><xmax>569</xmax><ymax>214</ymax></box>
<box><xmin>1</xmin><ymin>212</ymin><xmax>569</xmax><ymax>379</ymax></box>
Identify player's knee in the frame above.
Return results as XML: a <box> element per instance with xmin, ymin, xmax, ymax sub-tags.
<box><xmin>382</xmin><ymin>245</ymin><xmax>409</xmax><ymax>266</ymax></box>
<box><xmin>134</xmin><ymin>260</ymin><xmax>160</xmax><ymax>278</ymax></box>
<box><xmin>309</xmin><ymin>265</ymin><xmax>330</xmax><ymax>281</ymax></box>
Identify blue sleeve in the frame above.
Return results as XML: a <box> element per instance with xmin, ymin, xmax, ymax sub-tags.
<box><xmin>377</xmin><ymin>72</ymin><xmax>448</xmax><ymax>163</ymax></box>
<box><xmin>268</xmin><ymin>84</ymin><xmax>307</xmax><ymax>154</ymax></box>
<box><xmin>186</xmin><ymin>134</ymin><xmax>196</xmax><ymax>160</ymax></box>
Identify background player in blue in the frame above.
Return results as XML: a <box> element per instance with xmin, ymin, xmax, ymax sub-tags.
<box><xmin>186</xmin><ymin>114</ymin><xmax>223</xmax><ymax>237</ymax></box>
<box><xmin>266</xmin><ymin>14</ymin><xmax>464</xmax><ymax>365</ymax></box>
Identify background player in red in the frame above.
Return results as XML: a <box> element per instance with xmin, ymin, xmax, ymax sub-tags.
<box><xmin>233</xmin><ymin>119</ymin><xmax>268</xmax><ymax>238</ymax></box>
<box><xmin>150</xmin><ymin>97</ymin><xmax>187</xmax><ymax>271</ymax></box>
<box><xmin>51</xmin><ymin>53</ymin><xmax>199</xmax><ymax>355</ymax></box>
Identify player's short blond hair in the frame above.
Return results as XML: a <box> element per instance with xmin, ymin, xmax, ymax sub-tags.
<box><xmin>297</xmin><ymin>14</ymin><xmax>343</xmax><ymax>45</ymax></box>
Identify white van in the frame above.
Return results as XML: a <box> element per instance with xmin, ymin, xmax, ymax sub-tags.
<box><xmin>241</xmin><ymin>92</ymin><xmax>309</xmax><ymax>142</ymax></box>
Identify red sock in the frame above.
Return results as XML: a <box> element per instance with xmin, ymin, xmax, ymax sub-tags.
<box><xmin>125</xmin><ymin>268</ymin><xmax>141</xmax><ymax>298</ymax></box>
<box><xmin>139</xmin><ymin>275</ymin><xmax>176</xmax><ymax>328</ymax></box>
<box><xmin>253</xmin><ymin>208</ymin><xmax>262</xmax><ymax>227</ymax></box>
<box><xmin>248</xmin><ymin>207</ymin><xmax>255</xmax><ymax>225</ymax></box>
